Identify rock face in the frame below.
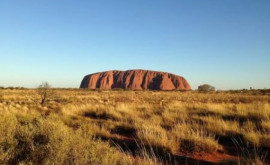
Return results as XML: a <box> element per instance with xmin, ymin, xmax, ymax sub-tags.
<box><xmin>80</xmin><ymin>70</ymin><xmax>191</xmax><ymax>90</ymax></box>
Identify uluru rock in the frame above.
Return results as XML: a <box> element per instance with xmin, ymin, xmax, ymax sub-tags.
<box><xmin>80</xmin><ymin>70</ymin><xmax>191</xmax><ymax>90</ymax></box>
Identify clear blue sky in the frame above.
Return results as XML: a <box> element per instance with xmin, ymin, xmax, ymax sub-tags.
<box><xmin>0</xmin><ymin>0</ymin><xmax>269</xmax><ymax>89</ymax></box>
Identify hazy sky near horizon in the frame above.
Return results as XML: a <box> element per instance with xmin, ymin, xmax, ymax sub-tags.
<box><xmin>0</xmin><ymin>0</ymin><xmax>270</xmax><ymax>90</ymax></box>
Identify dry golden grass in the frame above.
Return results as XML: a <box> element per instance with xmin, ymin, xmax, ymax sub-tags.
<box><xmin>0</xmin><ymin>89</ymin><xmax>270</xmax><ymax>164</ymax></box>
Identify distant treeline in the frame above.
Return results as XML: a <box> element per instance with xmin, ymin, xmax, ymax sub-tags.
<box><xmin>0</xmin><ymin>86</ymin><xmax>270</xmax><ymax>94</ymax></box>
<box><xmin>0</xmin><ymin>86</ymin><xmax>28</xmax><ymax>90</ymax></box>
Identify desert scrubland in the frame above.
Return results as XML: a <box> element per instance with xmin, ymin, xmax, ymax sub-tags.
<box><xmin>0</xmin><ymin>88</ymin><xmax>270</xmax><ymax>165</ymax></box>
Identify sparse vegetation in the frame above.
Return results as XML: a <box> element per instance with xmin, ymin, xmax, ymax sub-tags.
<box><xmin>37</xmin><ymin>82</ymin><xmax>54</xmax><ymax>105</ymax></box>
<box><xmin>0</xmin><ymin>89</ymin><xmax>270</xmax><ymax>164</ymax></box>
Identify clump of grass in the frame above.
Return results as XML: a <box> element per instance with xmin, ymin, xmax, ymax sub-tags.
<box><xmin>0</xmin><ymin>113</ymin><xmax>134</xmax><ymax>165</ymax></box>
<box><xmin>203</xmin><ymin>116</ymin><xmax>240</xmax><ymax>136</ymax></box>
<box><xmin>261</xmin><ymin>120</ymin><xmax>270</xmax><ymax>133</ymax></box>
<box><xmin>231</xmin><ymin>138</ymin><xmax>268</xmax><ymax>165</ymax></box>
<box><xmin>0</xmin><ymin>94</ymin><xmax>3</xmax><ymax>102</ymax></box>
<box><xmin>172</xmin><ymin>122</ymin><xmax>220</xmax><ymax>153</ymax></box>
<box><xmin>135</xmin><ymin>121</ymin><xmax>178</xmax><ymax>154</ymax></box>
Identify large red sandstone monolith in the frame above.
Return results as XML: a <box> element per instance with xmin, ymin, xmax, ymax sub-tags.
<box><xmin>80</xmin><ymin>69</ymin><xmax>191</xmax><ymax>90</ymax></box>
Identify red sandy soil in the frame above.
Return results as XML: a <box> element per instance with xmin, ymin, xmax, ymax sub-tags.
<box><xmin>191</xmin><ymin>152</ymin><xmax>238</xmax><ymax>163</ymax></box>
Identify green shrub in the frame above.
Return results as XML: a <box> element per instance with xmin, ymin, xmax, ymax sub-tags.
<box><xmin>198</xmin><ymin>84</ymin><xmax>215</xmax><ymax>92</ymax></box>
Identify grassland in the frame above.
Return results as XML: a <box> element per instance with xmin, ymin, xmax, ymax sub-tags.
<box><xmin>0</xmin><ymin>88</ymin><xmax>270</xmax><ymax>165</ymax></box>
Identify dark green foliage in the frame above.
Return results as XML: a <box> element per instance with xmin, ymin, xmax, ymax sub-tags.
<box><xmin>198</xmin><ymin>84</ymin><xmax>215</xmax><ymax>92</ymax></box>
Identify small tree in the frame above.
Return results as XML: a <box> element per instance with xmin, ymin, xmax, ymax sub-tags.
<box><xmin>198</xmin><ymin>84</ymin><xmax>215</xmax><ymax>92</ymax></box>
<box><xmin>37</xmin><ymin>82</ymin><xmax>53</xmax><ymax>105</ymax></box>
